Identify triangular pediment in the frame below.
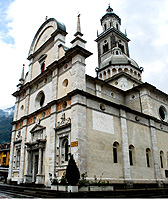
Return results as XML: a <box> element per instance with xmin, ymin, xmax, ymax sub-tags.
<box><xmin>30</xmin><ymin>124</ymin><xmax>46</xmax><ymax>133</ymax></box>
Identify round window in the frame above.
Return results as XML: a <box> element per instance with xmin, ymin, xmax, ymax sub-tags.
<box><xmin>62</xmin><ymin>101</ymin><xmax>67</xmax><ymax>109</ymax></box>
<box><xmin>20</xmin><ymin>105</ymin><xmax>24</xmax><ymax>110</ymax></box>
<box><xmin>100</xmin><ymin>103</ymin><xmax>106</xmax><ymax>111</ymax></box>
<box><xmin>62</xmin><ymin>79</ymin><xmax>68</xmax><ymax>87</ymax></box>
<box><xmin>35</xmin><ymin>91</ymin><xmax>45</xmax><ymax>109</ymax></box>
<box><xmin>159</xmin><ymin>106</ymin><xmax>167</xmax><ymax>121</ymax></box>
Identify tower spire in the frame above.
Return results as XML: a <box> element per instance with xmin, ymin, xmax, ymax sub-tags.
<box><xmin>71</xmin><ymin>14</ymin><xmax>86</xmax><ymax>48</ymax></box>
<box><xmin>74</xmin><ymin>13</ymin><xmax>83</xmax><ymax>37</ymax></box>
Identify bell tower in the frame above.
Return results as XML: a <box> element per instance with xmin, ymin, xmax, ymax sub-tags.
<box><xmin>95</xmin><ymin>5</ymin><xmax>143</xmax><ymax>91</ymax></box>
<box><xmin>96</xmin><ymin>5</ymin><xmax>130</xmax><ymax>69</ymax></box>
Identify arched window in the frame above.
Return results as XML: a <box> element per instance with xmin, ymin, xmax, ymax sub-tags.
<box><xmin>62</xmin><ymin>138</ymin><xmax>69</xmax><ymax>162</ymax></box>
<box><xmin>104</xmin><ymin>23</ymin><xmax>107</xmax><ymax>31</ymax></box>
<box><xmin>103</xmin><ymin>71</ymin><xmax>106</xmax><ymax>80</ymax></box>
<box><xmin>64</xmin><ymin>140</ymin><xmax>68</xmax><ymax>161</ymax></box>
<box><xmin>103</xmin><ymin>43</ymin><xmax>109</xmax><ymax>53</ymax></box>
<box><xmin>99</xmin><ymin>73</ymin><xmax>102</xmax><ymax>79</ymax></box>
<box><xmin>116</xmin><ymin>23</ymin><xmax>119</xmax><ymax>30</ymax></box>
<box><xmin>118</xmin><ymin>43</ymin><xmax>125</xmax><ymax>53</ymax></box>
<box><xmin>41</xmin><ymin>62</ymin><xmax>45</xmax><ymax>73</ymax></box>
<box><xmin>112</xmin><ymin>68</ymin><xmax>117</xmax><ymax>75</ymax></box>
<box><xmin>103</xmin><ymin>40</ymin><xmax>109</xmax><ymax>53</ymax></box>
<box><xmin>146</xmin><ymin>148</ymin><xmax>151</xmax><ymax>167</ymax></box>
<box><xmin>129</xmin><ymin>145</ymin><xmax>134</xmax><ymax>166</ymax></box>
<box><xmin>35</xmin><ymin>91</ymin><xmax>45</xmax><ymax>108</ymax></box>
<box><xmin>160</xmin><ymin>150</ymin><xmax>164</xmax><ymax>168</ymax></box>
<box><xmin>107</xmin><ymin>69</ymin><xmax>111</xmax><ymax>78</ymax></box>
<box><xmin>16</xmin><ymin>148</ymin><xmax>21</xmax><ymax>168</ymax></box>
<box><xmin>113</xmin><ymin>142</ymin><xmax>119</xmax><ymax>163</ymax></box>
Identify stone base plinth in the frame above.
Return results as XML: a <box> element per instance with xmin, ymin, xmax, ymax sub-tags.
<box><xmin>68</xmin><ymin>185</ymin><xmax>78</xmax><ymax>192</ymax></box>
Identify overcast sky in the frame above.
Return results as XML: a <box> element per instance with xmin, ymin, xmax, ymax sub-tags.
<box><xmin>0</xmin><ymin>0</ymin><xmax>168</xmax><ymax>109</ymax></box>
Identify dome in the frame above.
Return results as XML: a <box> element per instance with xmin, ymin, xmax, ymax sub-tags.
<box><xmin>101</xmin><ymin>47</ymin><xmax>139</xmax><ymax>69</ymax></box>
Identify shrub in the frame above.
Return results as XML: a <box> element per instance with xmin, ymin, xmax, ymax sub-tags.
<box><xmin>49</xmin><ymin>173</ymin><xmax>59</xmax><ymax>185</ymax></box>
<box><xmin>60</xmin><ymin>172</ymin><xmax>68</xmax><ymax>185</ymax></box>
<box><xmin>66</xmin><ymin>154</ymin><xmax>80</xmax><ymax>186</ymax></box>
<box><xmin>79</xmin><ymin>172</ymin><xmax>88</xmax><ymax>186</ymax></box>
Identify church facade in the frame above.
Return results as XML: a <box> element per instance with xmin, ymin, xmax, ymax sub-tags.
<box><xmin>8</xmin><ymin>6</ymin><xmax>168</xmax><ymax>187</ymax></box>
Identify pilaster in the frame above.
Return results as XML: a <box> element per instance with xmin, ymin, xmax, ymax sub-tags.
<box><xmin>7</xmin><ymin>126</ymin><xmax>16</xmax><ymax>182</ymax></box>
<box><xmin>28</xmin><ymin>59</ymin><xmax>33</xmax><ymax>82</ymax></box>
<box><xmin>48</xmin><ymin>104</ymin><xmax>57</xmax><ymax>186</ymax></box>
<box><xmin>18</xmin><ymin>119</ymin><xmax>27</xmax><ymax>184</ymax></box>
<box><xmin>120</xmin><ymin>109</ymin><xmax>132</xmax><ymax>185</ymax></box>
<box><xmin>71</xmin><ymin>54</ymin><xmax>86</xmax><ymax>91</ymax></box>
<box><xmin>71</xmin><ymin>94</ymin><xmax>87</xmax><ymax>174</ymax></box>
<box><xmin>53</xmin><ymin>33</ymin><xmax>66</xmax><ymax>60</ymax></box>
<box><xmin>149</xmin><ymin>119</ymin><xmax>162</xmax><ymax>185</ymax></box>
<box><xmin>51</xmin><ymin>68</ymin><xmax>58</xmax><ymax>100</ymax></box>
<box><xmin>25</xmin><ymin>89</ymin><xmax>30</xmax><ymax>115</ymax></box>
<box><xmin>96</xmin><ymin>84</ymin><xmax>102</xmax><ymax>97</ymax></box>
<box><xmin>13</xmin><ymin>96</ymin><xmax>19</xmax><ymax>121</ymax></box>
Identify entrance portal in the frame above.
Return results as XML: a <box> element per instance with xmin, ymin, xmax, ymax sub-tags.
<box><xmin>32</xmin><ymin>152</ymin><xmax>39</xmax><ymax>183</ymax></box>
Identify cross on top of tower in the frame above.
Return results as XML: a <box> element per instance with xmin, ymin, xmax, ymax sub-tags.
<box><xmin>106</xmin><ymin>4</ymin><xmax>113</xmax><ymax>13</ymax></box>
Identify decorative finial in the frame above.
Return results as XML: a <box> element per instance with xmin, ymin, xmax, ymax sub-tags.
<box><xmin>106</xmin><ymin>4</ymin><xmax>113</xmax><ymax>13</ymax></box>
<box><xmin>19</xmin><ymin>64</ymin><xmax>25</xmax><ymax>84</ymax></box>
<box><xmin>125</xmin><ymin>29</ymin><xmax>127</xmax><ymax>36</ymax></box>
<box><xmin>45</xmin><ymin>16</ymin><xmax>48</xmax><ymax>21</ymax></box>
<box><xmin>77</xmin><ymin>12</ymin><xmax>80</xmax><ymax>18</ymax></box>
<box><xmin>21</xmin><ymin>65</ymin><xmax>25</xmax><ymax>80</ymax></box>
<box><xmin>77</xmin><ymin>13</ymin><xmax>81</xmax><ymax>33</ymax></box>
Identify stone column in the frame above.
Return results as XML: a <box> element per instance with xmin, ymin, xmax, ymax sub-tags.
<box><xmin>24</xmin><ymin>148</ymin><xmax>32</xmax><ymax>183</ymax></box>
<box><xmin>36</xmin><ymin>146</ymin><xmax>44</xmax><ymax>184</ymax></box>
<box><xmin>38</xmin><ymin>147</ymin><xmax>42</xmax><ymax>175</ymax></box>
<box><xmin>120</xmin><ymin>109</ymin><xmax>132</xmax><ymax>186</ymax></box>
<box><xmin>25</xmin><ymin>149</ymin><xmax>29</xmax><ymax>175</ymax></box>
<box><xmin>149</xmin><ymin>119</ymin><xmax>162</xmax><ymax>186</ymax></box>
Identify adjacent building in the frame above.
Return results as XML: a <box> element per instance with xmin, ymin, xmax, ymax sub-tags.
<box><xmin>0</xmin><ymin>142</ymin><xmax>10</xmax><ymax>182</ymax></box>
<box><xmin>8</xmin><ymin>6</ymin><xmax>168</xmax><ymax>187</ymax></box>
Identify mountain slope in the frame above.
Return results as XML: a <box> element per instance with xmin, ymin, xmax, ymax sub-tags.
<box><xmin>0</xmin><ymin>106</ymin><xmax>14</xmax><ymax>144</ymax></box>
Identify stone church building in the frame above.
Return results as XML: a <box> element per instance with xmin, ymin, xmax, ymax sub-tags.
<box><xmin>8</xmin><ymin>6</ymin><xmax>168</xmax><ymax>187</ymax></box>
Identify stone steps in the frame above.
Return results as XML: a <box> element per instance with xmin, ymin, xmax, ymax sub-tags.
<box><xmin>0</xmin><ymin>184</ymin><xmax>168</xmax><ymax>198</ymax></box>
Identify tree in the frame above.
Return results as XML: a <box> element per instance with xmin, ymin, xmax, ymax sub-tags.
<box><xmin>66</xmin><ymin>154</ymin><xmax>80</xmax><ymax>186</ymax></box>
